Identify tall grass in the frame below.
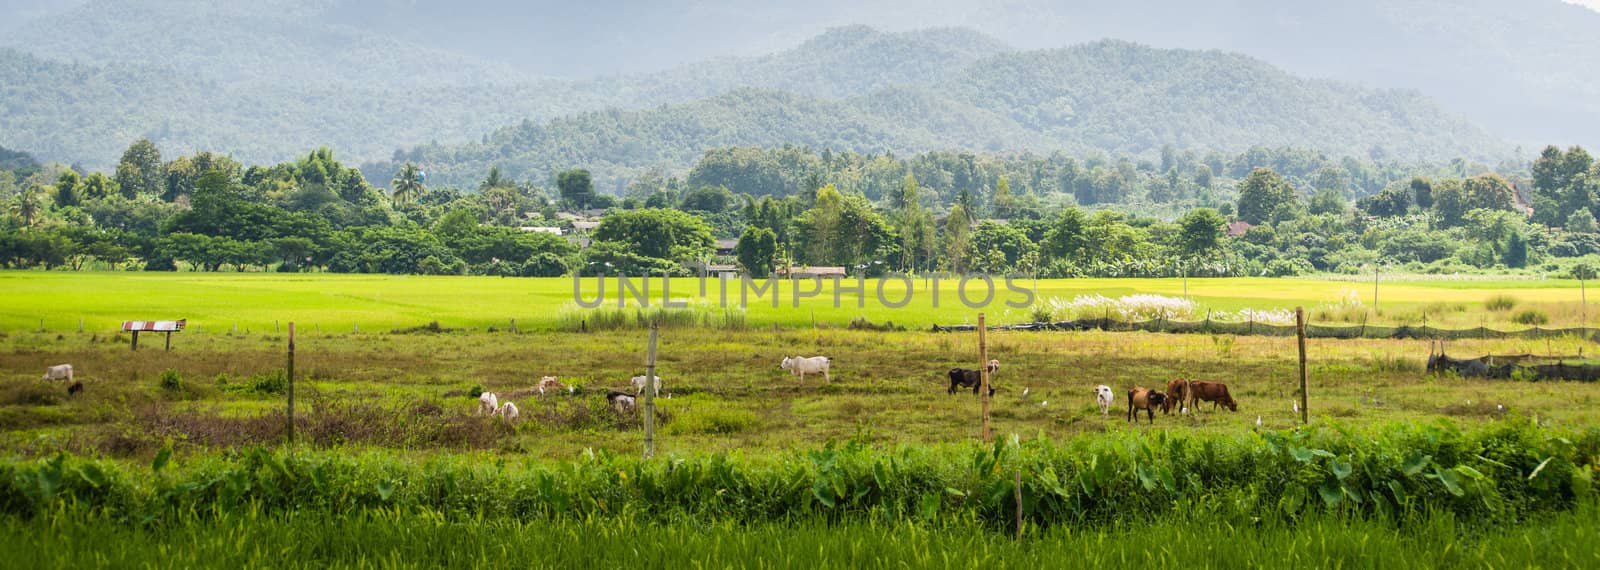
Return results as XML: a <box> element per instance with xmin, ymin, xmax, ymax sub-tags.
<box><xmin>3</xmin><ymin>420</ymin><xmax>1594</xmax><ymax>528</ymax></box>
<box><xmin>4</xmin><ymin>503</ymin><xmax>1598</xmax><ymax>568</ymax></box>
<box><xmin>556</xmin><ymin>303</ymin><xmax>748</xmax><ymax>331</ymax></box>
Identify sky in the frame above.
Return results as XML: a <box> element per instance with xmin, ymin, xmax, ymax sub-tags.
<box><xmin>1569</xmin><ymin>0</ymin><xmax>1600</xmax><ymax>10</ymax></box>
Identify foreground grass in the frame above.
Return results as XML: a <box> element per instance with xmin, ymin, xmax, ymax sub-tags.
<box><xmin>3</xmin><ymin>271</ymin><xmax>1596</xmax><ymax>332</ymax></box>
<box><xmin>6</xmin><ymin>508</ymin><xmax>1598</xmax><ymax>569</ymax></box>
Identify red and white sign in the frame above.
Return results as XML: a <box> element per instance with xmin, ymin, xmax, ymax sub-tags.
<box><xmin>122</xmin><ymin>319</ymin><xmax>187</xmax><ymax>332</ymax></box>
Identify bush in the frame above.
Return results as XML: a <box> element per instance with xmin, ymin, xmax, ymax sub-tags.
<box><xmin>249</xmin><ymin>370</ymin><xmax>287</xmax><ymax>395</ymax></box>
<box><xmin>1513</xmin><ymin>309</ymin><xmax>1550</xmax><ymax>326</ymax></box>
<box><xmin>1485</xmin><ymin>294</ymin><xmax>1518</xmax><ymax>311</ymax></box>
<box><xmin>159</xmin><ymin>370</ymin><xmax>183</xmax><ymax>392</ymax></box>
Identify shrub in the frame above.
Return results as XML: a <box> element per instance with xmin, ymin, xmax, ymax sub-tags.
<box><xmin>1513</xmin><ymin>309</ymin><xmax>1550</xmax><ymax>326</ymax></box>
<box><xmin>159</xmin><ymin>370</ymin><xmax>183</xmax><ymax>392</ymax></box>
<box><xmin>249</xmin><ymin>370</ymin><xmax>287</xmax><ymax>395</ymax></box>
<box><xmin>1029</xmin><ymin>304</ymin><xmax>1054</xmax><ymax>323</ymax></box>
<box><xmin>467</xmin><ymin>385</ymin><xmax>484</xmax><ymax>398</ymax></box>
<box><xmin>1485</xmin><ymin>294</ymin><xmax>1518</xmax><ymax>311</ymax></box>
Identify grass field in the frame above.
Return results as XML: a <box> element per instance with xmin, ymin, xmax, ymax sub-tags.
<box><xmin>5</xmin><ymin>271</ymin><xmax>1600</xmax><ymax>567</ymax></box>
<box><xmin>2</xmin><ymin>271</ymin><xmax>1597</xmax><ymax>333</ymax></box>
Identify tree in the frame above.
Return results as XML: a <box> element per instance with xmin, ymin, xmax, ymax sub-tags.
<box><xmin>557</xmin><ymin>169</ymin><xmax>595</xmax><ymax>211</ymax></box>
<box><xmin>1568</xmin><ymin>210</ymin><xmax>1599</xmax><ymax>234</ymax></box>
<box><xmin>9</xmin><ymin>191</ymin><xmax>44</xmax><ymax>226</ymax></box>
<box><xmin>479</xmin><ymin>166</ymin><xmax>509</xmax><ymax>192</ymax></box>
<box><xmin>1358</xmin><ymin>185</ymin><xmax>1410</xmax><ymax>218</ymax></box>
<box><xmin>81</xmin><ymin>172</ymin><xmax>115</xmax><ymax>200</ymax></box>
<box><xmin>391</xmin><ymin>163</ymin><xmax>424</xmax><ymax>205</ymax></box>
<box><xmin>1432</xmin><ymin>180</ymin><xmax>1468</xmax><ymax>227</ymax></box>
<box><xmin>1410</xmin><ymin>177</ymin><xmax>1434</xmax><ymax>210</ymax></box>
<box><xmin>1461</xmin><ymin>174</ymin><xmax>1516</xmax><ymax>213</ymax></box>
<box><xmin>1194</xmin><ymin>165</ymin><xmax>1214</xmax><ymax>190</ymax></box>
<box><xmin>679</xmin><ymin>185</ymin><xmax>735</xmax><ymax>213</ymax></box>
<box><xmin>793</xmin><ymin>185</ymin><xmax>893</xmax><ymax>267</ymax></box>
<box><xmin>1175</xmin><ymin>208</ymin><xmax>1226</xmax><ymax>258</ymax></box>
<box><xmin>53</xmin><ymin>170</ymin><xmax>82</xmax><ymax>208</ymax></box>
<box><xmin>735</xmin><ymin>226</ymin><xmax>778</xmax><ymax>277</ymax></box>
<box><xmin>1040</xmin><ymin>207</ymin><xmax>1088</xmax><ymax>263</ymax></box>
<box><xmin>1503</xmin><ymin>231</ymin><xmax>1528</xmax><ymax>268</ymax></box>
<box><xmin>592</xmin><ymin>208</ymin><xmax>714</xmax><ymax>262</ymax></box>
<box><xmin>1236</xmin><ymin>168</ymin><xmax>1296</xmax><ymax>225</ymax></box>
<box><xmin>943</xmin><ymin>204</ymin><xmax>972</xmax><ymax>272</ymax></box>
<box><xmin>114</xmin><ymin>138</ymin><xmax>164</xmax><ymax>199</ymax></box>
<box><xmin>966</xmin><ymin>221</ymin><xmax>1035</xmax><ymax>273</ymax></box>
<box><xmin>1308</xmin><ymin>188</ymin><xmax>1346</xmax><ymax>216</ymax></box>
<box><xmin>991</xmin><ymin>176</ymin><xmax>1016</xmax><ymax>218</ymax></box>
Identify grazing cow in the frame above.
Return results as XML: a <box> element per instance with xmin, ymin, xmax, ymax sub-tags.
<box><xmin>1127</xmin><ymin>387</ymin><xmax>1168</xmax><ymax>424</ymax></box>
<box><xmin>494</xmin><ymin>401</ymin><xmax>520</xmax><ymax>421</ymax></box>
<box><xmin>606</xmin><ymin>390</ymin><xmax>638</xmax><ymax>413</ymax></box>
<box><xmin>42</xmin><ymin>364</ymin><xmax>73</xmax><ymax>382</ymax></box>
<box><xmin>631</xmin><ymin>375</ymin><xmax>662</xmax><ymax>397</ymax></box>
<box><xmin>478</xmin><ymin>392</ymin><xmax>499</xmax><ymax>416</ymax></box>
<box><xmin>1094</xmin><ymin>385</ymin><xmax>1115</xmax><ymax>416</ymax></box>
<box><xmin>947</xmin><ymin>360</ymin><xmax>1000</xmax><ymax>396</ymax></box>
<box><xmin>780</xmin><ymin>356</ymin><xmax>832</xmax><ymax>383</ymax></box>
<box><xmin>1190</xmin><ymin>381</ymin><xmax>1238</xmax><ymax>411</ymax></box>
<box><xmin>1163</xmin><ymin>378</ymin><xmax>1192</xmax><ymax>414</ymax></box>
<box><xmin>67</xmin><ymin>381</ymin><xmax>84</xmax><ymax>396</ymax></box>
<box><xmin>536</xmin><ymin>376</ymin><xmax>565</xmax><ymax>395</ymax></box>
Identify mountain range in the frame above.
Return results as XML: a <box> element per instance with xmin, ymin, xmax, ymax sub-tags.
<box><xmin>1</xmin><ymin>0</ymin><xmax>1593</xmax><ymax>184</ymax></box>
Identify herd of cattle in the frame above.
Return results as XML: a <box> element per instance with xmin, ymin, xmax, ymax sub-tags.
<box><xmin>37</xmin><ymin>354</ymin><xmax>1241</xmax><ymax>425</ymax></box>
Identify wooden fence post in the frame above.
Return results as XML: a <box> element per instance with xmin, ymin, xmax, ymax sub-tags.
<box><xmin>979</xmin><ymin>312</ymin><xmax>991</xmax><ymax>443</ymax></box>
<box><xmin>643</xmin><ymin>321</ymin><xmax>659</xmax><ymax>459</ymax></box>
<box><xmin>131</xmin><ymin>331</ymin><xmax>139</xmax><ymax>351</ymax></box>
<box><xmin>1296</xmin><ymin>307</ymin><xmax>1308</xmax><ymax>425</ymax></box>
<box><xmin>286</xmin><ymin>322</ymin><xmax>296</xmax><ymax>446</ymax></box>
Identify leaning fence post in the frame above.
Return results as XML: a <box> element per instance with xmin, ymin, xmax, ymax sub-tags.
<box><xmin>286</xmin><ymin>322</ymin><xmax>296</xmax><ymax>446</ymax></box>
<box><xmin>979</xmin><ymin>312</ymin><xmax>991</xmax><ymax>443</ymax></box>
<box><xmin>643</xmin><ymin>321</ymin><xmax>659</xmax><ymax>459</ymax></box>
<box><xmin>1296</xmin><ymin>307</ymin><xmax>1309</xmax><ymax>425</ymax></box>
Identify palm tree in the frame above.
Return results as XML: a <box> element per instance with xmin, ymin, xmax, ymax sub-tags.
<box><xmin>391</xmin><ymin>163</ymin><xmax>424</xmax><ymax>205</ymax></box>
<box><xmin>9</xmin><ymin>191</ymin><xmax>44</xmax><ymax>227</ymax></box>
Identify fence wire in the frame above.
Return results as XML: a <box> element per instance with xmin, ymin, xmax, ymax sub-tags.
<box><xmin>931</xmin><ymin>318</ymin><xmax>1600</xmax><ymax>343</ymax></box>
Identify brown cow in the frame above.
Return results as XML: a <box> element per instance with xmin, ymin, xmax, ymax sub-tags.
<box><xmin>1163</xmin><ymin>378</ymin><xmax>1191</xmax><ymax>414</ymax></box>
<box><xmin>1189</xmin><ymin>381</ymin><xmax>1238</xmax><ymax>411</ymax></box>
<box><xmin>1127</xmin><ymin>387</ymin><xmax>1168</xmax><ymax>424</ymax></box>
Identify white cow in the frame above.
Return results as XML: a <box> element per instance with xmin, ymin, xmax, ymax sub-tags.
<box><xmin>1094</xmin><ymin>385</ymin><xmax>1115</xmax><ymax>416</ymax></box>
<box><xmin>42</xmin><ymin>364</ymin><xmax>73</xmax><ymax>382</ymax></box>
<box><xmin>780</xmin><ymin>356</ymin><xmax>831</xmax><ymax>383</ymax></box>
<box><xmin>631</xmin><ymin>375</ymin><xmax>662</xmax><ymax>397</ymax></box>
<box><xmin>478</xmin><ymin>392</ymin><xmax>499</xmax><ymax>416</ymax></box>
<box><xmin>495</xmin><ymin>401</ymin><xmax>520</xmax><ymax>421</ymax></box>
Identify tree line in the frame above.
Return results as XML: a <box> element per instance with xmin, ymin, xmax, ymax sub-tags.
<box><xmin>1</xmin><ymin>140</ymin><xmax>1594</xmax><ymax>279</ymax></box>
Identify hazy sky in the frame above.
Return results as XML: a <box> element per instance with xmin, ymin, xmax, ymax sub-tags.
<box><xmin>1569</xmin><ymin>0</ymin><xmax>1600</xmax><ymax>10</ymax></box>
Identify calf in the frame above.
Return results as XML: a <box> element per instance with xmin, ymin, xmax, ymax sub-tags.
<box><xmin>1163</xmin><ymin>378</ymin><xmax>1192</xmax><ymax>414</ymax></box>
<box><xmin>780</xmin><ymin>356</ymin><xmax>832</xmax><ymax>383</ymax></box>
<box><xmin>67</xmin><ymin>381</ymin><xmax>84</xmax><ymax>396</ymax></box>
<box><xmin>1127</xmin><ymin>387</ymin><xmax>1168</xmax><ymax>424</ymax></box>
<box><xmin>478</xmin><ymin>392</ymin><xmax>499</xmax><ymax>416</ymax></box>
<box><xmin>606</xmin><ymin>390</ymin><xmax>638</xmax><ymax>414</ymax></box>
<box><xmin>42</xmin><ymin>364</ymin><xmax>73</xmax><ymax>382</ymax></box>
<box><xmin>947</xmin><ymin>360</ymin><xmax>1000</xmax><ymax>396</ymax></box>
<box><xmin>1190</xmin><ymin>381</ymin><xmax>1238</xmax><ymax>412</ymax></box>
<box><xmin>1094</xmin><ymin>385</ymin><xmax>1115</xmax><ymax>416</ymax></box>
<box><xmin>631</xmin><ymin>375</ymin><xmax>662</xmax><ymax>397</ymax></box>
<box><xmin>536</xmin><ymin>376</ymin><xmax>565</xmax><ymax>395</ymax></box>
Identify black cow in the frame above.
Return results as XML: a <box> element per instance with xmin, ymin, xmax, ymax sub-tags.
<box><xmin>948</xmin><ymin>360</ymin><xmax>1000</xmax><ymax>396</ymax></box>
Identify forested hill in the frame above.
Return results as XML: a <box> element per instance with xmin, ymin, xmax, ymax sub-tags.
<box><xmin>375</xmin><ymin>41</ymin><xmax>1507</xmax><ymax>190</ymax></box>
<box><xmin>588</xmin><ymin>26</ymin><xmax>1012</xmax><ymax>103</ymax></box>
